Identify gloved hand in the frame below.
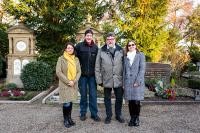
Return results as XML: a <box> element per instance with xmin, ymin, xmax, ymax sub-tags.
<box><xmin>98</xmin><ymin>83</ymin><xmax>103</xmax><ymax>87</ymax></box>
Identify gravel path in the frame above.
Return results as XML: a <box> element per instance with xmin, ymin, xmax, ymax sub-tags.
<box><xmin>0</xmin><ymin>103</ymin><xmax>200</xmax><ymax>133</ymax></box>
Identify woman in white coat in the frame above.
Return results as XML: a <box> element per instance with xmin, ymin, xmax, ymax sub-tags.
<box><xmin>123</xmin><ymin>40</ymin><xmax>146</xmax><ymax>127</ymax></box>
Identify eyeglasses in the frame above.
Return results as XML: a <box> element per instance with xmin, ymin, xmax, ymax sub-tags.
<box><xmin>128</xmin><ymin>44</ymin><xmax>136</xmax><ymax>47</ymax></box>
<box><xmin>106</xmin><ymin>38</ymin><xmax>115</xmax><ymax>41</ymax></box>
<box><xmin>66</xmin><ymin>47</ymin><xmax>74</xmax><ymax>50</ymax></box>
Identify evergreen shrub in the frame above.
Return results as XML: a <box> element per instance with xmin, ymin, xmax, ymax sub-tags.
<box><xmin>20</xmin><ymin>61</ymin><xmax>53</xmax><ymax>91</ymax></box>
<box><xmin>6</xmin><ymin>83</ymin><xmax>17</xmax><ymax>90</ymax></box>
<box><xmin>0</xmin><ymin>56</ymin><xmax>3</xmax><ymax>75</ymax></box>
<box><xmin>188</xmin><ymin>79</ymin><xmax>200</xmax><ymax>90</ymax></box>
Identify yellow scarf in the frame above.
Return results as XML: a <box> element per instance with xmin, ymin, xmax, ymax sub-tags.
<box><xmin>63</xmin><ymin>51</ymin><xmax>76</xmax><ymax>80</ymax></box>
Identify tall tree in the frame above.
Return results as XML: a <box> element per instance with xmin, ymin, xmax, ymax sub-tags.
<box><xmin>161</xmin><ymin>0</ymin><xmax>192</xmax><ymax>78</ymax></box>
<box><xmin>162</xmin><ymin>0</ymin><xmax>192</xmax><ymax>62</ymax></box>
<box><xmin>0</xmin><ymin>23</ymin><xmax>8</xmax><ymax>78</ymax></box>
<box><xmin>167</xmin><ymin>0</ymin><xmax>192</xmax><ymax>31</ymax></box>
<box><xmin>2</xmin><ymin>0</ymin><xmax>85</xmax><ymax>68</ymax></box>
<box><xmin>2</xmin><ymin>0</ymin><xmax>108</xmax><ymax>69</ymax></box>
<box><xmin>0</xmin><ymin>23</ymin><xmax>8</xmax><ymax>58</ymax></box>
<box><xmin>81</xmin><ymin>0</ymin><xmax>110</xmax><ymax>26</ymax></box>
<box><xmin>185</xmin><ymin>5</ymin><xmax>200</xmax><ymax>63</ymax></box>
<box><xmin>185</xmin><ymin>5</ymin><xmax>200</xmax><ymax>45</ymax></box>
<box><xmin>115</xmin><ymin>0</ymin><xmax>169</xmax><ymax>62</ymax></box>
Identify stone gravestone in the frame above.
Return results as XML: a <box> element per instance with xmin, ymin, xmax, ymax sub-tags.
<box><xmin>196</xmin><ymin>62</ymin><xmax>200</xmax><ymax>71</ymax></box>
<box><xmin>195</xmin><ymin>89</ymin><xmax>200</xmax><ymax>100</ymax></box>
<box><xmin>145</xmin><ymin>62</ymin><xmax>171</xmax><ymax>84</ymax></box>
<box><xmin>6</xmin><ymin>22</ymin><xmax>36</xmax><ymax>88</ymax></box>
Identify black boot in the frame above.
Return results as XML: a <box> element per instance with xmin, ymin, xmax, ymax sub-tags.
<box><xmin>133</xmin><ymin>101</ymin><xmax>140</xmax><ymax>127</ymax></box>
<box><xmin>128</xmin><ymin>101</ymin><xmax>135</xmax><ymax>127</ymax></box>
<box><xmin>134</xmin><ymin>116</ymin><xmax>140</xmax><ymax>126</ymax></box>
<box><xmin>68</xmin><ymin>102</ymin><xmax>75</xmax><ymax>126</ymax></box>
<box><xmin>128</xmin><ymin>116</ymin><xmax>136</xmax><ymax>127</ymax></box>
<box><xmin>63</xmin><ymin>105</ymin><xmax>71</xmax><ymax>128</ymax></box>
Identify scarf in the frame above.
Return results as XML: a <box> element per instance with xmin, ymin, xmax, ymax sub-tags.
<box><xmin>63</xmin><ymin>51</ymin><xmax>76</xmax><ymax>80</ymax></box>
<box><xmin>127</xmin><ymin>51</ymin><xmax>136</xmax><ymax>65</ymax></box>
<box><xmin>84</xmin><ymin>40</ymin><xmax>94</xmax><ymax>47</ymax></box>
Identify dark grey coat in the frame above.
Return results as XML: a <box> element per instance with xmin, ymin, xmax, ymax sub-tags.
<box><xmin>124</xmin><ymin>52</ymin><xmax>146</xmax><ymax>100</ymax></box>
<box><xmin>95</xmin><ymin>44</ymin><xmax>124</xmax><ymax>88</ymax></box>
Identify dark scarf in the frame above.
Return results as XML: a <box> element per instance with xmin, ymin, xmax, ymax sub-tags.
<box><xmin>108</xmin><ymin>47</ymin><xmax>115</xmax><ymax>58</ymax></box>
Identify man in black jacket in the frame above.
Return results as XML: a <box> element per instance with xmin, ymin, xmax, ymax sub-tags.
<box><xmin>75</xmin><ymin>29</ymin><xmax>100</xmax><ymax>122</ymax></box>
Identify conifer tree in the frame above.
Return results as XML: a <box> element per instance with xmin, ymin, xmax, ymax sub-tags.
<box><xmin>115</xmin><ymin>0</ymin><xmax>169</xmax><ymax>62</ymax></box>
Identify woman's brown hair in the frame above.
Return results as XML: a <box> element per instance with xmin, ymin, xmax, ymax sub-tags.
<box><xmin>63</xmin><ymin>42</ymin><xmax>76</xmax><ymax>55</ymax></box>
<box><xmin>125</xmin><ymin>40</ymin><xmax>139</xmax><ymax>56</ymax></box>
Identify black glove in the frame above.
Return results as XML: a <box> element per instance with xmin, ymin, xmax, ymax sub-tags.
<box><xmin>98</xmin><ymin>83</ymin><xmax>103</xmax><ymax>87</ymax></box>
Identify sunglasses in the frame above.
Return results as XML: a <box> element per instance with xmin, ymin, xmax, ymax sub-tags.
<box><xmin>128</xmin><ymin>43</ymin><xmax>136</xmax><ymax>47</ymax></box>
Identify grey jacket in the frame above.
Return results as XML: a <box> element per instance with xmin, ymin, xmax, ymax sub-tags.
<box><xmin>124</xmin><ymin>52</ymin><xmax>146</xmax><ymax>100</ymax></box>
<box><xmin>95</xmin><ymin>44</ymin><xmax>124</xmax><ymax>88</ymax></box>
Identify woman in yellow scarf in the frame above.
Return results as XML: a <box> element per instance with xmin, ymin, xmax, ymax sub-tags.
<box><xmin>56</xmin><ymin>42</ymin><xmax>81</xmax><ymax>128</ymax></box>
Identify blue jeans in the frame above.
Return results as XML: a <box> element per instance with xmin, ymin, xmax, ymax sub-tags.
<box><xmin>79</xmin><ymin>76</ymin><xmax>98</xmax><ymax>117</ymax></box>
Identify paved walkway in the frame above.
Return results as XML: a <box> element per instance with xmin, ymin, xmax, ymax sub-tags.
<box><xmin>0</xmin><ymin>102</ymin><xmax>200</xmax><ymax>133</ymax></box>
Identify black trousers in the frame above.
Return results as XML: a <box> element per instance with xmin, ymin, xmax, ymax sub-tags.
<box><xmin>128</xmin><ymin>100</ymin><xmax>141</xmax><ymax>117</ymax></box>
<box><xmin>104</xmin><ymin>87</ymin><xmax>123</xmax><ymax>117</ymax></box>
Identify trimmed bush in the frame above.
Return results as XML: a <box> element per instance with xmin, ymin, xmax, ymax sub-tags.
<box><xmin>0</xmin><ymin>56</ymin><xmax>3</xmax><ymax>76</ymax></box>
<box><xmin>188</xmin><ymin>46</ymin><xmax>200</xmax><ymax>63</ymax></box>
<box><xmin>145</xmin><ymin>78</ymin><xmax>157</xmax><ymax>92</ymax></box>
<box><xmin>9</xmin><ymin>91</ymin><xmax>37</xmax><ymax>101</ymax></box>
<box><xmin>0</xmin><ymin>56</ymin><xmax>7</xmax><ymax>78</ymax></box>
<box><xmin>20</xmin><ymin>61</ymin><xmax>53</xmax><ymax>91</ymax></box>
<box><xmin>186</xmin><ymin>63</ymin><xmax>198</xmax><ymax>72</ymax></box>
<box><xmin>188</xmin><ymin>79</ymin><xmax>200</xmax><ymax>89</ymax></box>
<box><xmin>6</xmin><ymin>83</ymin><xmax>17</xmax><ymax>90</ymax></box>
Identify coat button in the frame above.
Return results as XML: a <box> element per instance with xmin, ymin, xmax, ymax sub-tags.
<box><xmin>130</xmin><ymin>74</ymin><xmax>132</xmax><ymax>76</ymax></box>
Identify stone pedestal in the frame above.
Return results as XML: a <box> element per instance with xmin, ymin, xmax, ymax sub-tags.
<box><xmin>197</xmin><ymin>62</ymin><xmax>200</xmax><ymax>71</ymax></box>
<box><xmin>194</xmin><ymin>89</ymin><xmax>200</xmax><ymax>101</ymax></box>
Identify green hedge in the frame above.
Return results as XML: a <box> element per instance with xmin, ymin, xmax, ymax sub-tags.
<box><xmin>0</xmin><ymin>56</ymin><xmax>3</xmax><ymax>76</ymax></box>
<box><xmin>9</xmin><ymin>91</ymin><xmax>37</xmax><ymax>101</ymax></box>
<box><xmin>20</xmin><ymin>61</ymin><xmax>53</xmax><ymax>91</ymax></box>
<box><xmin>188</xmin><ymin>79</ymin><xmax>200</xmax><ymax>89</ymax></box>
<box><xmin>0</xmin><ymin>56</ymin><xmax>7</xmax><ymax>78</ymax></box>
<box><xmin>6</xmin><ymin>83</ymin><xmax>17</xmax><ymax>90</ymax></box>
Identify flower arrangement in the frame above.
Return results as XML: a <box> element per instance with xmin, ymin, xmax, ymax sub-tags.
<box><xmin>0</xmin><ymin>88</ymin><xmax>25</xmax><ymax>97</ymax></box>
<box><xmin>154</xmin><ymin>79</ymin><xmax>177</xmax><ymax>100</ymax></box>
<box><xmin>0</xmin><ymin>83</ymin><xmax>25</xmax><ymax>97</ymax></box>
<box><xmin>162</xmin><ymin>88</ymin><xmax>176</xmax><ymax>100</ymax></box>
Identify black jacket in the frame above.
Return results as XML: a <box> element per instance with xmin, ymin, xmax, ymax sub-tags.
<box><xmin>75</xmin><ymin>41</ymin><xmax>98</xmax><ymax>76</ymax></box>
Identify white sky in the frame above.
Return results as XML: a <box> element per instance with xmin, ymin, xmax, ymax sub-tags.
<box><xmin>192</xmin><ymin>0</ymin><xmax>200</xmax><ymax>7</ymax></box>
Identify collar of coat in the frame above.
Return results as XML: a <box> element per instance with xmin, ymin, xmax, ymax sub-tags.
<box><xmin>101</xmin><ymin>44</ymin><xmax>123</xmax><ymax>52</ymax></box>
<box><xmin>83</xmin><ymin>40</ymin><xmax>95</xmax><ymax>47</ymax></box>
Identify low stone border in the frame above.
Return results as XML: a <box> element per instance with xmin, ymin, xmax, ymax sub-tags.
<box><xmin>43</xmin><ymin>87</ymin><xmax>200</xmax><ymax>104</ymax></box>
<box><xmin>0</xmin><ymin>87</ymin><xmax>53</xmax><ymax>104</ymax></box>
<box><xmin>42</xmin><ymin>87</ymin><xmax>59</xmax><ymax>104</ymax></box>
<box><xmin>141</xmin><ymin>100</ymin><xmax>200</xmax><ymax>105</ymax></box>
